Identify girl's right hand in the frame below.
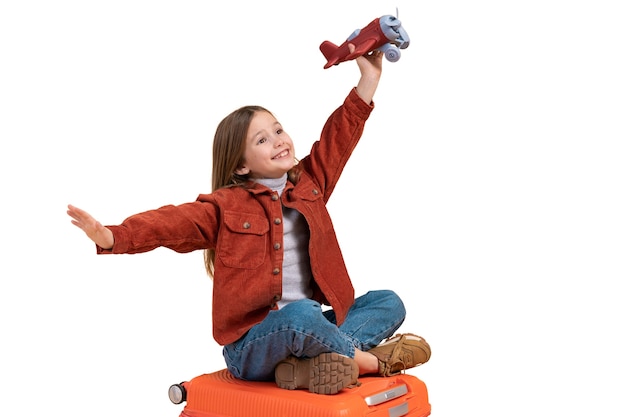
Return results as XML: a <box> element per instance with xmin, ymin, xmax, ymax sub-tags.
<box><xmin>67</xmin><ymin>204</ymin><xmax>114</xmax><ymax>249</ymax></box>
<box><xmin>350</xmin><ymin>43</ymin><xmax>383</xmax><ymax>105</ymax></box>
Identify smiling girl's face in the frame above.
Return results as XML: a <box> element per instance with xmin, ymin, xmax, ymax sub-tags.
<box><xmin>235</xmin><ymin>110</ymin><xmax>296</xmax><ymax>179</ymax></box>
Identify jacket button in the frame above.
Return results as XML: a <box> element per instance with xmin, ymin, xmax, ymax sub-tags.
<box><xmin>274</xmin><ymin>218</ymin><xmax>282</xmax><ymax>225</ymax></box>
<box><xmin>274</xmin><ymin>242</ymin><xmax>281</xmax><ymax>250</ymax></box>
<box><xmin>243</xmin><ymin>222</ymin><xmax>251</xmax><ymax>229</ymax></box>
<box><xmin>312</xmin><ymin>189</ymin><xmax>319</xmax><ymax>195</ymax></box>
<box><xmin>272</xmin><ymin>268</ymin><xmax>280</xmax><ymax>275</ymax></box>
<box><xmin>273</xmin><ymin>294</ymin><xmax>281</xmax><ymax>301</ymax></box>
<box><xmin>271</xmin><ymin>194</ymin><xmax>279</xmax><ymax>201</ymax></box>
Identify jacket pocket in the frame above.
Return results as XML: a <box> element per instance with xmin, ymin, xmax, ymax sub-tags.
<box><xmin>218</xmin><ymin>211</ymin><xmax>269</xmax><ymax>269</ymax></box>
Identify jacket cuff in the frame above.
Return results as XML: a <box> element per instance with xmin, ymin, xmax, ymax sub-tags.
<box><xmin>346</xmin><ymin>87</ymin><xmax>375</xmax><ymax>116</ymax></box>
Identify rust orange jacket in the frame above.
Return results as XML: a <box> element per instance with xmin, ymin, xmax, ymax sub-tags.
<box><xmin>98</xmin><ymin>88</ymin><xmax>374</xmax><ymax>345</ymax></box>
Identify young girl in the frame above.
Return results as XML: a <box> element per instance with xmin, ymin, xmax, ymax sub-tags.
<box><xmin>67</xmin><ymin>47</ymin><xmax>430</xmax><ymax>395</ymax></box>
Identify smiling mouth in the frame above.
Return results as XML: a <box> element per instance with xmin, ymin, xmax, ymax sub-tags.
<box><xmin>272</xmin><ymin>149</ymin><xmax>290</xmax><ymax>160</ymax></box>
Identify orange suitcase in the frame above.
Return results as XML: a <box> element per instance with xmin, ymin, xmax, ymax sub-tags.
<box><xmin>168</xmin><ymin>368</ymin><xmax>431</xmax><ymax>417</ymax></box>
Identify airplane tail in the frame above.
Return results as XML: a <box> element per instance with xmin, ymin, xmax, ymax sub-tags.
<box><xmin>319</xmin><ymin>40</ymin><xmax>339</xmax><ymax>68</ymax></box>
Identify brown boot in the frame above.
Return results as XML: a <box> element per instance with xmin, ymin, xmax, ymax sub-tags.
<box><xmin>368</xmin><ymin>333</ymin><xmax>431</xmax><ymax>376</ymax></box>
<box><xmin>274</xmin><ymin>352</ymin><xmax>359</xmax><ymax>395</ymax></box>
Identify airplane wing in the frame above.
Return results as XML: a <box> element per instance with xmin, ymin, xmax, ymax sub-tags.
<box><xmin>347</xmin><ymin>38</ymin><xmax>378</xmax><ymax>60</ymax></box>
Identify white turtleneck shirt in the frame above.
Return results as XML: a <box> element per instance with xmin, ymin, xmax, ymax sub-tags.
<box><xmin>254</xmin><ymin>175</ymin><xmax>314</xmax><ymax>308</ymax></box>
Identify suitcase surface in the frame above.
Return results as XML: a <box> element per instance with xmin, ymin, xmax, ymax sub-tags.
<box><xmin>169</xmin><ymin>368</ymin><xmax>431</xmax><ymax>417</ymax></box>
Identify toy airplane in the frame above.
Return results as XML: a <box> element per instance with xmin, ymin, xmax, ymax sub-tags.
<box><xmin>320</xmin><ymin>12</ymin><xmax>410</xmax><ymax>69</ymax></box>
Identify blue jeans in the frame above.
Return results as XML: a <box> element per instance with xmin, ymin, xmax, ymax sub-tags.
<box><xmin>222</xmin><ymin>290</ymin><xmax>405</xmax><ymax>381</ymax></box>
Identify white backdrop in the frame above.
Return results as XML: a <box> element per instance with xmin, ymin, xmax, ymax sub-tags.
<box><xmin>1</xmin><ymin>1</ymin><xmax>625</xmax><ymax>416</ymax></box>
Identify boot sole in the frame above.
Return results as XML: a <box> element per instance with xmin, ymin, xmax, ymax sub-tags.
<box><xmin>275</xmin><ymin>352</ymin><xmax>358</xmax><ymax>395</ymax></box>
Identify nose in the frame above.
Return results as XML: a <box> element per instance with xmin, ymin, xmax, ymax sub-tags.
<box><xmin>272</xmin><ymin>135</ymin><xmax>284</xmax><ymax>148</ymax></box>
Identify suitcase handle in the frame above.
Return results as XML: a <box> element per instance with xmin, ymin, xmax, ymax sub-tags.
<box><xmin>388</xmin><ymin>401</ymin><xmax>410</xmax><ymax>417</ymax></box>
<box><xmin>364</xmin><ymin>383</ymin><xmax>408</xmax><ymax>406</ymax></box>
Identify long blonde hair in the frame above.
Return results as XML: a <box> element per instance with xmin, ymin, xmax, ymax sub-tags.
<box><xmin>204</xmin><ymin>105</ymin><xmax>301</xmax><ymax>277</ymax></box>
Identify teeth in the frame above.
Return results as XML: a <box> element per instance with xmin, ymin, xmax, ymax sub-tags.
<box><xmin>273</xmin><ymin>150</ymin><xmax>288</xmax><ymax>159</ymax></box>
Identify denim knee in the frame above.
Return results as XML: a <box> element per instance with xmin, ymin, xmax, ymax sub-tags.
<box><xmin>364</xmin><ymin>289</ymin><xmax>406</xmax><ymax>321</ymax></box>
<box><xmin>380</xmin><ymin>289</ymin><xmax>406</xmax><ymax>319</ymax></box>
<box><xmin>278</xmin><ymin>299</ymin><xmax>325</xmax><ymax>328</ymax></box>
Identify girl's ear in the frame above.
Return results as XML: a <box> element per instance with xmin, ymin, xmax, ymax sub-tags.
<box><xmin>234</xmin><ymin>165</ymin><xmax>250</xmax><ymax>175</ymax></box>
